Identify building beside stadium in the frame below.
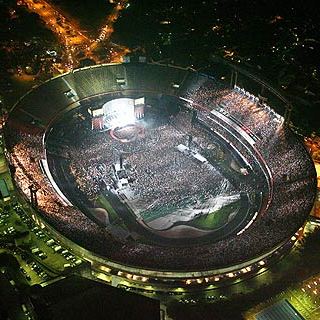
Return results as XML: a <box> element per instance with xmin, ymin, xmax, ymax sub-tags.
<box><xmin>3</xmin><ymin>61</ymin><xmax>317</xmax><ymax>293</ymax></box>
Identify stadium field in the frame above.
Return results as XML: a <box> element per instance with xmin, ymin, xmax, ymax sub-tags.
<box><xmin>190</xmin><ymin>201</ymin><xmax>241</xmax><ymax>230</ymax></box>
<box><xmin>96</xmin><ymin>195</ymin><xmax>120</xmax><ymax>224</ymax></box>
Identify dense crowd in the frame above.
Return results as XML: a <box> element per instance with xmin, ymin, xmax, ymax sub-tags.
<box><xmin>57</xmin><ymin>111</ymin><xmax>243</xmax><ymax>219</ymax></box>
<box><xmin>185</xmin><ymin>82</ymin><xmax>283</xmax><ymax>140</ymax></box>
<box><xmin>3</xmin><ymin>79</ymin><xmax>317</xmax><ymax>270</ymax></box>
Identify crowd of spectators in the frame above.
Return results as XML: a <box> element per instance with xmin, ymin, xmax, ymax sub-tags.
<box><xmin>185</xmin><ymin>81</ymin><xmax>282</xmax><ymax>140</ymax></box>
<box><xmin>54</xmin><ymin>111</ymin><xmax>243</xmax><ymax>219</ymax></box>
<box><xmin>3</xmin><ymin>76</ymin><xmax>317</xmax><ymax>271</ymax></box>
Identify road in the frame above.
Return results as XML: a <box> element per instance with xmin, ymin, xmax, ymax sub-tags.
<box><xmin>18</xmin><ymin>0</ymin><xmax>130</xmax><ymax>70</ymax></box>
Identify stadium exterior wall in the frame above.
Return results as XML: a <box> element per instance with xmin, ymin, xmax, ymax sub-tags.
<box><xmin>19</xmin><ymin>188</ymin><xmax>302</xmax><ymax>292</ymax></box>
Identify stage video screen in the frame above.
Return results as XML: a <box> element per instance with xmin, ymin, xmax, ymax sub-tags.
<box><xmin>103</xmin><ymin>98</ymin><xmax>135</xmax><ymax>129</ymax></box>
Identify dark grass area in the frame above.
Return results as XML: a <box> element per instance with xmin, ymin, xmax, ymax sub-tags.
<box><xmin>29</xmin><ymin>276</ymin><xmax>160</xmax><ymax>320</ymax></box>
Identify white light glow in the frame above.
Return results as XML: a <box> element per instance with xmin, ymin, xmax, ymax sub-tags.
<box><xmin>103</xmin><ymin>98</ymin><xmax>135</xmax><ymax>129</ymax></box>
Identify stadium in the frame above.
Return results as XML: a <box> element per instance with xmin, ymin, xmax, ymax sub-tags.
<box><xmin>3</xmin><ymin>62</ymin><xmax>317</xmax><ymax>291</ymax></box>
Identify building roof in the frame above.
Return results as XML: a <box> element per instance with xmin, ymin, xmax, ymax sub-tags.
<box><xmin>255</xmin><ymin>299</ymin><xmax>304</xmax><ymax>320</ymax></box>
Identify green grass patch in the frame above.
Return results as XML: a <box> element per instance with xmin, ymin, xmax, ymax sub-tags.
<box><xmin>190</xmin><ymin>201</ymin><xmax>240</xmax><ymax>230</ymax></box>
<box><xmin>141</xmin><ymin>203</ymin><xmax>179</xmax><ymax>223</ymax></box>
<box><xmin>96</xmin><ymin>195</ymin><xmax>119</xmax><ymax>224</ymax></box>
